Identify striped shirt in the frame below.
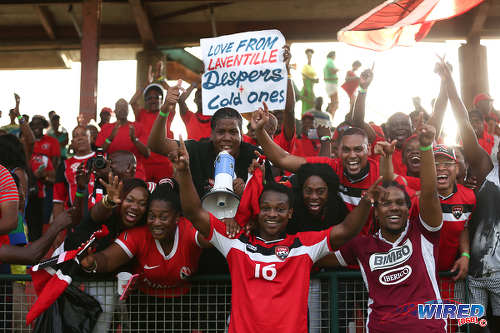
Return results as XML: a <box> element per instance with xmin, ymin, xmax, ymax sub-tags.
<box><xmin>0</xmin><ymin>164</ymin><xmax>19</xmax><ymax>204</ymax></box>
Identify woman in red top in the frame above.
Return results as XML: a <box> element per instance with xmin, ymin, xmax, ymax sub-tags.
<box><xmin>96</xmin><ymin>98</ymin><xmax>150</xmax><ymax>180</ymax></box>
<box><xmin>81</xmin><ymin>181</ymin><xmax>210</xmax><ymax>332</ymax></box>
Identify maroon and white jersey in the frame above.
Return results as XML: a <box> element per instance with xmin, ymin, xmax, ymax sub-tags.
<box><xmin>53</xmin><ymin>152</ymin><xmax>96</xmax><ymax>207</ymax></box>
<box><xmin>115</xmin><ymin>218</ymin><xmax>202</xmax><ymax>298</ymax></box>
<box><xmin>208</xmin><ymin>214</ymin><xmax>333</xmax><ymax>333</ymax></box>
<box><xmin>335</xmin><ymin>200</ymin><xmax>446</xmax><ymax>332</ymax></box>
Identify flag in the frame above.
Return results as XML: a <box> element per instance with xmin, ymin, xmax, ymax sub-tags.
<box><xmin>338</xmin><ymin>0</ymin><xmax>484</xmax><ymax>51</ymax></box>
<box><xmin>234</xmin><ymin>167</ymin><xmax>264</xmax><ymax>227</ymax></box>
<box><xmin>26</xmin><ymin>266</ymin><xmax>72</xmax><ymax>325</ymax></box>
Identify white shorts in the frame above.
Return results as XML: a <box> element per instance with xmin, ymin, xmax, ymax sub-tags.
<box><xmin>325</xmin><ymin>82</ymin><xmax>338</xmax><ymax>96</ymax></box>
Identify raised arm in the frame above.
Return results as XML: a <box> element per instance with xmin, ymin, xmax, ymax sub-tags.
<box><xmin>437</xmin><ymin>60</ymin><xmax>493</xmax><ymax>184</ymax></box>
<box><xmin>427</xmin><ymin>64</ymin><xmax>449</xmax><ymax>137</ymax></box>
<box><xmin>416</xmin><ymin>115</ymin><xmax>442</xmax><ymax>228</ymax></box>
<box><xmin>374</xmin><ymin>140</ymin><xmax>397</xmax><ymax>181</ymax></box>
<box><xmin>329</xmin><ymin>177</ymin><xmax>383</xmax><ymax>248</ymax></box>
<box><xmin>350</xmin><ymin>68</ymin><xmax>377</xmax><ymax>142</ymax></box>
<box><xmin>253</xmin><ymin>104</ymin><xmax>306</xmax><ymax>173</ymax></box>
<box><xmin>147</xmin><ymin>83</ymin><xmax>181</xmax><ymax>156</ymax></box>
<box><xmin>172</xmin><ymin>136</ymin><xmax>211</xmax><ymax>238</ymax></box>
<box><xmin>13</xmin><ymin>94</ymin><xmax>35</xmax><ymax>155</ymax></box>
<box><xmin>178</xmin><ymin>82</ymin><xmax>197</xmax><ymax>117</ymax></box>
<box><xmin>90</xmin><ymin>172</ymin><xmax>122</xmax><ymax>223</ymax></box>
<box><xmin>282</xmin><ymin>45</ymin><xmax>296</xmax><ymax>141</ymax></box>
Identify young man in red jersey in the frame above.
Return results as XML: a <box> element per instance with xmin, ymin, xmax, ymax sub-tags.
<box><xmin>172</xmin><ymin>135</ymin><xmax>383</xmax><ymax>333</ymax></box>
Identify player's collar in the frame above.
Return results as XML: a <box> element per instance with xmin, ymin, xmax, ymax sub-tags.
<box><xmin>376</xmin><ymin>219</ymin><xmax>410</xmax><ymax>248</ymax></box>
<box><xmin>255</xmin><ymin>234</ymin><xmax>286</xmax><ymax>244</ymax></box>
<box><xmin>343</xmin><ymin>163</ymin><xmax>369</xmax><ymax>184</ymax></box>
<box><xmin>438</xmin><ymin>184</ymin><xmax>458</xmax><ymax>200</ymax></box>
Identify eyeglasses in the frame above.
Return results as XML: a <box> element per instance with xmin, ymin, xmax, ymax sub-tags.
<box><xmin>434</xmin><ymin>161</ymin><xmax>456</xmax><ymax>168</ymax></box>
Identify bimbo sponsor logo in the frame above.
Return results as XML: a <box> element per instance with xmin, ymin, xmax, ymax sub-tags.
<box><xmin>418</xmin><ymin>301</ymin><xmax>487</xmax><ymax>327</ymax></box>
<box><xmin>369</xmin><ymin>239</ymin><xmax>413</xmax><ymax>271</ymax></box>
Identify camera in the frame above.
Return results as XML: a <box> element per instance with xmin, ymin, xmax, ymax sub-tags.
<box><xmin>86</xmin><ymin>148</ymin><xmax>107</xmax><ymax>171</ymax></box>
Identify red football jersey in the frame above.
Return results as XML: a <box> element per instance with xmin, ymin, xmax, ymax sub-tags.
<box><xmin>392</xmin><ymin>147</ymin><xmax>408</xmax><ymax>176</ymax></box>
<box><xmin>273</xmin><ymin>125</ymin><xmax>295</xmax><ymax>154</ymax></box>
<box><xmin>33</xmin><ymin>135</ymin><xmax>61</xmax><ymax>158</ymax></box>
<box><xmin>437</xmin><ymin>184</ymin><xmax>476</xmax><ymax>271</ymax></box>
<box><xmin>53</xmin><ymin>152</ymin><xmax>96</xmax><ymax>207</ymax></box>
<box><xmin>30</xmin><ymin>154</ymin><xmax>54</xmax><ymax>198</ymax></box>
<box><xmin>208</xmin><ymin>213</ymin><xmax>334</xmax><ymax>333</ymax></box>
<box><xmin>115</xmin><ymin>218</ymin><xmax>202</xmax><ymax>298</ymax></box>
<box><xmin>478</xmin><ymin>127</ymin><xmax>495</xmax><ymax>154</ymax></box>
<box><xmin>182</xmin><ymin>110</ymin><xmax>212</xmax><ymax>141</ymax></box>
<box><xmin>305</xmin><ymin>156</ymin><xmax>380</xmax><ymax>235</ymax></box>
<box><xmin>335</xmin><ymin>200</ymin><xmax>446</xmax><ymax>332</ymax></box>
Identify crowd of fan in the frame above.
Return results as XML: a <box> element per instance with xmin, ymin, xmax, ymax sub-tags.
<box><xmin>0</xmin><ymin>47</ymin><xmax>499</xmax><ymax>333</ymax></box>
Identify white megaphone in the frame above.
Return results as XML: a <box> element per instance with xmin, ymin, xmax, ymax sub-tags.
<box><xmin>201</xmin><ymin>150</ymin><xmax>240</xmax><ymax>219</ymax></box>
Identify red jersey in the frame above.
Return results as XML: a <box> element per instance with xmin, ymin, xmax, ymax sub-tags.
<box><xmin>479</xmin><ymin>128</ymin><xmax>495</xmax><ymax>154</ymax></box>
<box><xmin>392</xmin><ymin>147</ymin><xmax>407</xmax><ymax>176</ymax></box>
<box><xmin>30</xmin><ymin>154</ymin><xmax>54</xmax><ymax>198</ymax></box>
<box><xmin>242</xmin><ymin>134</ymin><xmax>257</xmax><ymax>146</ymax></box>
<box><xmin>33</xmin><ymin>135</ymin><xmax>60</xmax><ymax>158</ymax></box>
<box><xmin>402</xmin><ymin>175</ymin><xmax>421</xmax><ymax>192</ymax></box>
<box><xmin>437</xmin><ymin>184</ymin><xmax>476</xmax><ymax>271</ymax></box>
<box><xmin>95</xmin><ymin>122</ymin><xmax>147</xmax><ymax>180</ymax></box>
<box><xmin>335</xmin><ymin>201</ymin><xmax>446</xmax><ymax>332</ymax></box>
<box><xmin>53</xmin><ymin>152</ymin><xmax>96</xmax><ymax>207</ymax></box>
<box><xmin>273</xmin><ymin>125</ymin><xmax>295</xmax><ymax>154</ymax></box>
<box><xmin>181</xmin><ymin>110</ymin><xmax>212</xmax><ymax>141</ymax></box>
<box><xmin>115</xmin><ymin>218</ymin><xmax>202</xmax><ymax>298</ymax></box>
<box><xmin>136</xmin><ymin>108</ymin><xmax>173</xmax><ymax>181</ymax></box>
<box><xmin>293</xmin><ymin>136</ymin><xmax>320</xmax><ymax>157</ymax></box>
<box><xmin>208</xmin><ymin>214</ymin><xmax>334</xmax><ymax>333</ymax></box>
<box><xmin>305</xmin><ymin>156</ymin><xmax>380</xmax><ymax>234</ymax></box>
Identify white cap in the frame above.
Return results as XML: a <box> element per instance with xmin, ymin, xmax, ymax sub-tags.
<box><xmin>143</xmin><ymin>83</ymin><xmax>164</xmax><ymax>102</ymax></box>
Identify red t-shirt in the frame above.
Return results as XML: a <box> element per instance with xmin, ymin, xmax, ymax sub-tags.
<box><xmin>273</xmin><ymin>126</ymin><xmax>295</xmax><ymax>154</ymax></box>
<box><xmin>33</xmin><ymin>135</ymin><xmax>61</xmax><ymax>158</ymax></box>
<box><xmin>95</xmin><ymin>122</ymin><xmax>147</xmax><ymax>180</ymax></box>
<box><xmin>392</xmin><ymin>147</ymin><xmax>407</xmax><ymax>176</ymax></box>
<box><xmin>181</xmin><ymin>110</ymin><xmax>212</xmax><ymax>141</ymax></box>
<box><xmin>242</xmin><ymin>134</ymin><xmax>257</xmax><ymax>146</ymax></box>
<box><xmin>30</xmin><ymin>154</ymin><xmax>54</xmax><ymax>198</ymax></box>
<box><xmin>208</xmin><ymin>213</ymin><xmax>334</xmax><ymax>333</ymax></box>
<box><xmin>335</xmin><ymin>201</ymin><xmax>446</xmax><ymax>332</ymax></box>
<box><xmin>53</xmin><ymin>152</ymin><xmax>96</xmax><ymax>207</ymax></box>
<box><xmin>292</xmin><ymin>136</ymin><xmax>320</xmax><ymax>157</ymax></box>
<box><xmin>479</xmin><ymin>127</ymin><xmax>495</xmax><ymax>154</ymax></box>
<box><xmin>437</xmin><ymin>184</ymin><xmax>476</xmax><ymax>271</ymax></box>
<box><xmin>115</xmin><ymin>219</ymin><xmax>202</xmax><ymax>298</ymax></box>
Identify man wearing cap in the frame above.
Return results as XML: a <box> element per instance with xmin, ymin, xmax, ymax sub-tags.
<box><xmin>98</xmin><ymin>107</ymin><xmax>112</xmax><ymax>129</ymax></box>
<box><xmin>130</xmin><ymin>82</ymin><xmax>174</xmax><ymax>182</ymax></box>
<box><xmin>292</xmin><ymin>112</ymin><xmax>320</xmax><ymax>157</ymax></box>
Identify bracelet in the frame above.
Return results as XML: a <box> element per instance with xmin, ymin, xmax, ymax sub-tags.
<box><xmin>105</xmin><ymin>138</ymin><xmax>112</xmax><ymax>145</ymax></box>
<box><xmin>358</xmin><ymin>87</ymin><xmax>367</xmax><ymax>94</ymax></box>
<box><xmin>16</xmin><ymin>115</ymin><xmax>23</xmax><ymax>121</ymax></box>
<box><xmin>320</xmin><ymin>135</ymin><xmax>331</xmax><ymax>143</ymax></box>
<box><xmin>82</xmin><ymin>260</ymin><xmax>97</xmax><ymax>274</ymax></box>
<box><xmin>461</xmin><ymin>252</ymin><xmax>470</xmax><ymax>259</ymax></box>
<box><xmin>75</xmin><ymin>191</ymin><xmax>86</xmax><ymax>198</ymax></box>
<box><xmin>419</xmin><ymin>144</ymin><xmax>433</xmax><ymax>152</ymax></box>
<box><xmin>101</xmin><ymin>194</ymin><xmax>117</xmax><ymax>209</ymax></box>
<box><xmin>287</xmin><ymin>74</ymin><xmax>292</xmax><ymax>79</ymax></box>
<box><xmin>159</xmin><ymin>110</ymin><xmax>169</xmax><ymax>117</ymax></box>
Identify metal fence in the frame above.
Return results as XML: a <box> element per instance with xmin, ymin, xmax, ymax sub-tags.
<box><xmin>0</xmin><ymin>271</ymin><xmax>471</xmax><ymax>332</ymax></box>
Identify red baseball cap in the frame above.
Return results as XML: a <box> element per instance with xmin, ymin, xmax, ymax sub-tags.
<box><xmin>301</xmin><ymin>112</ymin><xmax>314</xmax><ymax>120</ymax></box>
<box><xmin>473</xmin><ymin>93</ymin><xmax>493</xmax><ymax>106</ymax></box>
<box><xmin>100</xmin><ymin>107</ymin><xmax>113</xmax><ymax>114</ymax></box>
<box><xmin>433</xmin><ymin>144</ymin><xmax>456</xmax><ymax>161</ymax></box>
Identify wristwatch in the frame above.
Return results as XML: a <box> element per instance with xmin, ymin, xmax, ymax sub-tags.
<box><xmin>320</xmin><ymin>136</ymin><xmax>331</xmax><ymax>143</ymax></box>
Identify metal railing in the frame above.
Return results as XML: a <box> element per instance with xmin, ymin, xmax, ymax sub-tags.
<box><xmin>0</xmin><ymin>271</ymin><xmax>471</xmax><ymax>332</ymax></box>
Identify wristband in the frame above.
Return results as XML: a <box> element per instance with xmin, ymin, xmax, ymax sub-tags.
<box><xmin>419</xmin><ymin>144</ymin><xmax>433</xmax><ymax>152</ymax></box>
<box><xmin>320</xmin><ymin>135</ymin><xmax>331</xmax><ymax>143</ymax></box>
<box><xmin>75</xmin><ymin>191</ymin><xmax>86</xmax><ymax>198</ymax></box>
<box><xmin>358</xmin><ymin>87</ymin><xmax>367</xmax><ymax>94</ymax></box>
<box><xmin>17</xmin><ymin>115</ymin><xmax>23</xmax><ymax>121</ymax></box>
<box><xmin>159</xmin><ymin>110</ymin><xmax>169</xmax><ymax>117</ymax></box>
<box><xmin>105</xmin><ymin>138</ymin><xmax>112</xmax><ymax>145</ymax></box>
<box><xmin>461</xmin><ymin>252</ymin><xmax>470</xmax><ymax>259</ymax></box>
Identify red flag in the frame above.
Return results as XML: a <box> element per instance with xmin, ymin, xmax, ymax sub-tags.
<box><xmin>234</xmin><ymin>168</ymin><xmax>264</xmax><ymax>227</ymax></box>
<box><xmin>26</xmin><ymin>267</ymin><xmax>72</xmax><ymax>325</ymax></box>
<box><xmin>338</xmin><ymin>0</ymin><xmax>484</xmax><ymax>51</ymax></box>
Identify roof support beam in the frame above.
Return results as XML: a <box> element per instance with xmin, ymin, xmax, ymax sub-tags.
<box><xmin>128</xmin><ymin>0</ymin><xmax>156</xmax><ymax>49</ymax></box>
<box><xmin>34</xmin><ymin>5</ymin><xmax>56</xmax><ymax>40</ymax></box>
<box><xmin>153</xmin><ymin>2</ymin><xmax>230</xmax><ymax>22</ymax></box>
<box><xmin>468</xmin><ymin>0</ymin><xmax>491</xmax><ymax>42</ymax></box>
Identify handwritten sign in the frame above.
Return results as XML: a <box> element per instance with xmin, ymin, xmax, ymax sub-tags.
<box><xmin>200</xmin><ymin>30</ymin><xmax>287</xmax><ymax>115</ymax></box>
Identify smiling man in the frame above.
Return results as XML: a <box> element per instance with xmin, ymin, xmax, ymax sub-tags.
<box><xmin>172</xmin><ymin>135</ymin><xmax>380</xmax><ymax>333</ymax></box>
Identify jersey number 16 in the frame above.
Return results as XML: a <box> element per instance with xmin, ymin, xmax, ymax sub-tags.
<box><xmin>254</xmin><ymin>263</ymin><xmax>277</xmax><ymax>281</ymax></box>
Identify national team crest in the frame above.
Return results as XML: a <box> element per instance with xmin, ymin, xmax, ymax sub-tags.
<box><xmin>452</xmin><ymin>205</ymin><xmax>463</xmax><ymax>219</ymax></box>
<box><xmin>275</xmin><ymin>246</ymin><xmax>289</xmax><ymax>260</ymax></box>
<box><xmin>180</xmin><ymin>266</ymin><xmax>192</xmax><ymax>280</ymax></box>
